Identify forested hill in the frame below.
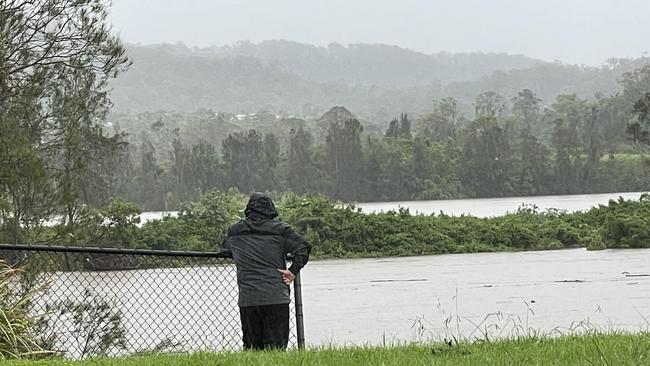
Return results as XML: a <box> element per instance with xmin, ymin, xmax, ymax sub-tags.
<box><xmin>109</xmin><ymin>41</ymin><xmax>650</xmax><ymax>118</ymax></box>
<box><xmin>197</xmin><ymin>40</ymin><xmax>540</xmax><ymax>86</ymax></box>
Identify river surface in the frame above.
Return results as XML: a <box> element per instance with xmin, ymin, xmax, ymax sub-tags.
<box><xmin>140</xmin><ymin>191</ymin><xmax>646</xmax><ymax>222</ymax></box>
<box><xmin>42</xmin><ymin>248</ymin><xmax>650</xmax><ymax>354</ymax></box>
<box><xmin>301</xmin><ymin>248</ymin><xmax>650</xmax><ymax>345</ymax></box>
<box><xmin>353</xmin><ymin>191</ymin><xmax>645</xmax><ymax>217</ymax></box>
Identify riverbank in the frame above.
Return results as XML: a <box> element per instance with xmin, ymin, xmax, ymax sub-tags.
<box><xmin>7</xmin><ymin>332</ymin><xmax>650</xmax><ymax>365</ymax></box>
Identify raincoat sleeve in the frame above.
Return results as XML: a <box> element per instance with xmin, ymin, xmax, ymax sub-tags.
<box><xmin>283</xmin><ymin>226</ymin><xmax>311</xmax><ymax>275</ymax></box>
<box><xmin>217</xmin><ymin>228</ymin><xmax>233</xmax><ymax>259</ymax></box>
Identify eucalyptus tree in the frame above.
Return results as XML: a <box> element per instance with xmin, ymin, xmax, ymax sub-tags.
<box><xmin>459</xmin><ymin>116</ymin><xmax>513</xmax><ymax>197</ymax></box>
<box><xmin>620</xmin><ymin>65</ymin><xmax>650</xmax><ymax>145</ymax></box>
<box><xmin>511</xmin><ymin>89</ymin><xmax>549</xmax><ymax>194</ymax></box>
<box><xmin>627</xmin><ymin>91</ymin><xmax>650</xmax><ymax>145</ymax></box>
<box><xmin>547</xmin><ymin>94</ymin><xmax>589</xmax><ymax>193</ymax></box>
<box><xmin>512</xmin><ymin>89</ymin><xmax>542</xmax><ymax>135</ymax></box>
<box><xmin>325</xmin><ymin>119</ymin><xmax>363</xmax><ymax>200</ymax></box>
<box><xmin>222</xmin><ymin>130</ymin><xmax>265</xmax><ymax>193</ymax></box>
<box><xmin>420</xmin><ymin>97</ymin><xmax>462</xmax><ymax>141</ymax></box>
<box><xmin>597</xmin><ymin>95</ymin><xmax>633</xmax><ymax>157</ymax></box>
<box><xmin>261</xmin><ymin>133</ymin><xmax>280</xmax><ymax>191</ymax></box>
<box><xmin>0</xmin><ymin>0</ymin><xmax>129</xmax><ymax>242</ymax></box>
<box><xmin>474</xmin><ymin>91</ymin><xmax>507</xmax><ymax>120</ymax></box>
<box><xmin>621</xmin><ymin>65</ymin><xmax>650</xmax><ymax>105</ymax></box>
<box><xmin>287</xmin><ymin>126</ymin><xmax>314</xmax><ymax>194</ymax></box>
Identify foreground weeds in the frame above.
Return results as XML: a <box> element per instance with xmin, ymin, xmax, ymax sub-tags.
<box><xmin>4</xmin><ymin>332</ymin><xmax>650</xmax><ymax>366</ymax></box>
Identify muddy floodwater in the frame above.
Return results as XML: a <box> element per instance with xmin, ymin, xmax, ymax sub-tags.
<box><xmin>301</xmin><ymin>248</ymin><xmax>650</xmax><ymax>345</ymax></box>
<box><xmin>139</xmin><ymin>191</ymin><xmax>645</xmax><ymax>222</ymax></box>
<box><xmin>355</xmin><ymin>191</ymin><xmax>644</xmax><ymax>217</ymax></box>
<box><xmin>41</xmin><ymin>248</ymin><xmax>650</xmax><ymax>355</ymax></box>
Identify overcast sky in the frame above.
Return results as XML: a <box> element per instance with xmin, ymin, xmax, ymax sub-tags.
<box><xmin>110</xmin><ymin>0</ymin><xmax>648</xmax><ymax>66</ymax></box>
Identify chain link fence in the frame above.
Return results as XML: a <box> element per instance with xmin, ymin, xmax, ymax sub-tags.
<box><xmin>0</xmin><ymin>244</ymin><xmax>303</xmax><ymax>359</ymax></box>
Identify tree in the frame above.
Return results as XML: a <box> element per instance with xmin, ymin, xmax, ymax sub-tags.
<box><xmin>597</xmin><ymin>95</ymin><xmax>632</xmax><ymax>157</ymax></box>
<box><xmin>0</xmin><ymin>0</ymin><xmax>129</xmax><ymax>242</ymax></box>
<box><xmin>385</xmin><ymin>118</ymin><xmax>400</xmax><ymax>138</ymax></box>
<box><xmin>398</xmin><ymin>113</ymin><xmax>412</xmax><ymax>139</ymax></box>
<box><xmin>385</xmin><ymin>113</ymin><xmax>411</xmax><ymax>139</ymax></box>
<box><xmin>261</xmin><ymin>133</ymin><xmax>280</xmax><ymax>190</ymax></box>
<box><xmin>474</xmin><ymin>91</ymin><xmax>507</xmax><ymax>120</ymax></box>
<box><xmin>621</xmin><ymin>65</ymin><xmax>650</xmax><ymax>145</ymax></box>
<box><xmin>287</xmin><ymin>127</ymin><xmax>314</xmax><ymax>194</ymax></box>
<box><xmin>548</xmin><ymin>94</ymin><xmax>589</xmax><ymax>192</ymax></box>
<box><xmin>621</xmin><ymin>65</ymin><xmax>650</xmax><ymax>104</ymax></box>
<box><xmin>222</xmin><ymin>130</ymin><xmax>264</xmax><ymax>193</ymax></box>
<box><xmin>52</xmin><ymin>68</ymin><xmax>127</xmax><ymax>234</ymax></box>
<box><xmin>190</xmin><ymin>141</ymin><xmax>221</xmax><ymax>195</ymax></box>
<box><xmin>459</xmin><ymin>116</ymin><xmax>513</xmax><ymax>197</ymax></box>
<box><xmin>325</xmin><ymin>119</ymin><xmax>364</xmax><ymax>200</ymax></box>
<box><xmin>512</xmin><ymin>89</ymin><xmax>542</xmax><ymax>134</ymax></box>
<box><xmin>420</xmin><ymin>97</ymin><xmax>462</xmax><ymax>141</ymax></box>
<box><xmin>136</xmin><ymin>134</ymin><xmax>165</xmax><ymax>210</ymax></box>
<box><xmin>514</xmin><ymin>131</ymin><xmax>550</xmax><ymax>195</ymax></box>
<box><xmin>628</xmin><ymin>92</ymin><xmax>650</xmax><ymax>145</ymax></box>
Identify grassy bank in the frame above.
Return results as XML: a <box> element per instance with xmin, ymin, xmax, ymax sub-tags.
<box><xmin>7</xmin><ymin>333</ymin><xmax>650</xmax><ymax>366</ymax></box>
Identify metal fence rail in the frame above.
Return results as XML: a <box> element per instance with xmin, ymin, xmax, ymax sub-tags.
<box><xmin>0</xmin><ymin>244</ymin><xmax>303</xmax><ymax>359</ymax></box>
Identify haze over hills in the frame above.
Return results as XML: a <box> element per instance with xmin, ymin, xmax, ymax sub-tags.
<box><xmin>197</xmin><ymin>40</ymin><xmax>541</xmax><ymax>86</ymax></box>
<box><xmin>109</xmin><ymin>41</ymin><xmax>650</xmax><ymax>119</ymax></box>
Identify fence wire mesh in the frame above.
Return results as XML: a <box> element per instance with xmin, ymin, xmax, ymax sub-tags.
<box><xmin>0</xmin><ymin>245</ymin><xmax>299</xmax><ymax>359</ymax></box>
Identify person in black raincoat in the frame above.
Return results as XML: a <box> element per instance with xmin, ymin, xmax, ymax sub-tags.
<box><xmin>220</xmin><ymin>192</ymin><xmax>311</xmax><ymax>350</ymax></box>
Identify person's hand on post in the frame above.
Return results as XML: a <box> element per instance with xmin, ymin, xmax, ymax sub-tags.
<box><xmin>277</xmin><ymin>268</ymin><xmax>295</xmax><ymax>285</ymax></box>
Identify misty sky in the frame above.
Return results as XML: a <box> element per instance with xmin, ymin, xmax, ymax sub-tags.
<box><xmin>110</xmin><ymin>0</ymin><xmax>648</xmax><ymax>66</ymax></box>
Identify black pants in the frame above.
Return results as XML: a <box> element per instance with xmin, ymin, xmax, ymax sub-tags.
<box><xmin>239</xmin><ymin>303</ymin><xmax>289</xmax><ymax>350</ymax></box>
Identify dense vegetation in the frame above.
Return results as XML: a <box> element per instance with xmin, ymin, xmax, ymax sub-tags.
<box><xmin>6</xmin><ymin>333</ymin><xmax>650</xmax><ymax>365</ymax></box>
<box><xmin>17</xmin><ymin>190</ymin><xmax>649</xmax><ymax>256</ymax></box>
<box><xmin>106</xmin><ymin>81</ymin><xmax>650</xmax><ymax>211</ymax></box>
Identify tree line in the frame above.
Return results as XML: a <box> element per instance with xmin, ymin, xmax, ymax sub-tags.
<box><xmin>107</xmin><ymin>75</ymin><xmax>650</xmax><ymax>210</ymax></box>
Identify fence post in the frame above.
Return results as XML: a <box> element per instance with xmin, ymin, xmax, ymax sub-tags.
<box><xmin>293</xmin><ymin>272</ymin><xmax>305</xmax><ymax>349</ymax></box>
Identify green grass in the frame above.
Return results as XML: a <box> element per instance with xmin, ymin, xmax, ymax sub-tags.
<box><xmin>6</xmin><ymin>332</ymin><xmax>650</xmax><ymax>366</ymax></box>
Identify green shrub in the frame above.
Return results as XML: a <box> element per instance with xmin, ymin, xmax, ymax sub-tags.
<box><xmin>48</xmin><ymin>192</ymin><xmax>650</xmax><ymax>257</ymax></box>
<box><xmin>0</xmin><ymin>261</ymin><xmax>50</xmax><ymax>359</ymax></box>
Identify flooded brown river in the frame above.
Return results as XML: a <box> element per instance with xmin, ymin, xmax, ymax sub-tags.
<box><xmin>43</xmin><ymin>247</ymin><xmax>650</xmax><ymax>355</ymax></box>
<box><xmin>301</xmin><ymin>248</ymin><xmax>650</xmax><ymax>345</ymax></box>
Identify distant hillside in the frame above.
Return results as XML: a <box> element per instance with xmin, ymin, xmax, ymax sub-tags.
<box><xmin>445</xmin><ymin>58</ymin><xmax>650</xmax><ymax>103</ymax></box>
<box><xmin>198</xmin><ymin>40</ymin><xmax>541</xmax><ymax>87</ymax></box>
<box><xmin>109</xmin><ymin>42</ymin><xmax>650</xmax><ymax>118</ymax></box>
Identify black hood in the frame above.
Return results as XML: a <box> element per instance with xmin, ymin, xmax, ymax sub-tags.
<box><xmin>245</xmin><ymin>192</ymin><xmax>278</xmax><ymax>219</ymax></box>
